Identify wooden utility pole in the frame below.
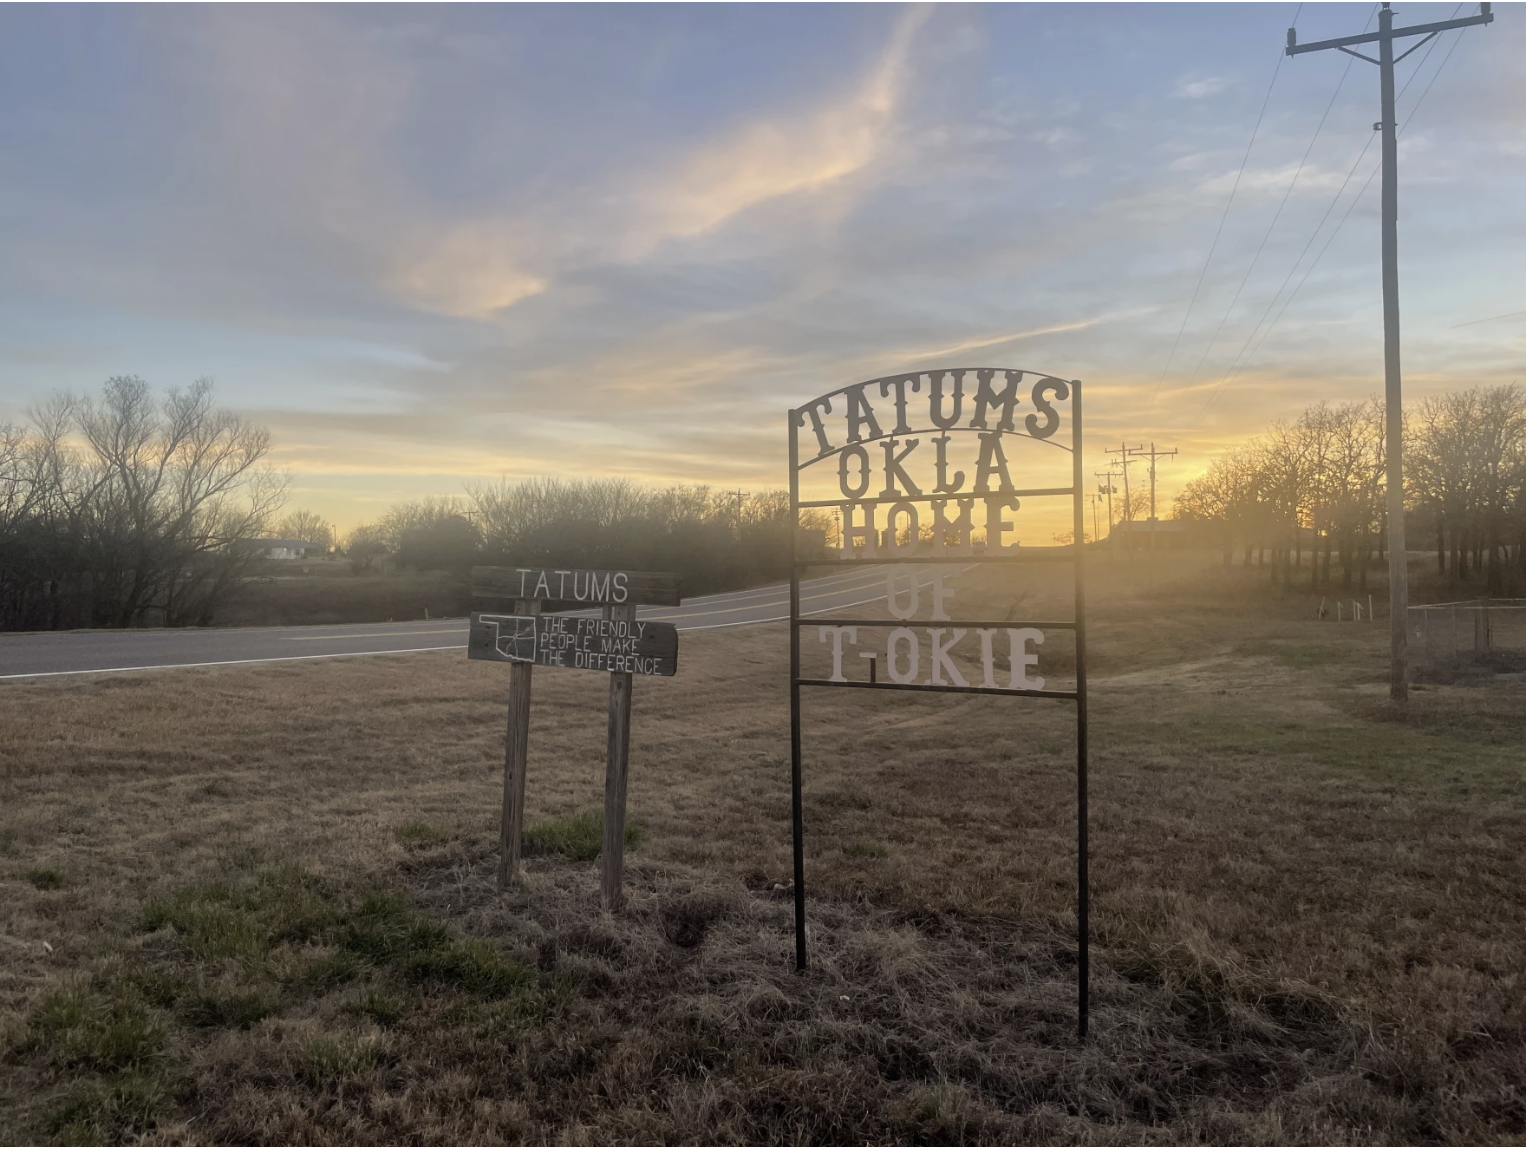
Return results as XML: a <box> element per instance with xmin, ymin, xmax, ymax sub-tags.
<box><xmin>1121</xmin><ymin>443</ymin><xmax>1177</xmax><ymax>586</ymax></box>
<box><xmin>1094</xmin><ymin>468</ymin><xmax>1119</xmax><ymax>553</ymax></box>
<box><xmin>1127</xmin><ymin>442</ymin><xmax>1178</xmax><ymax>548</ymax></box>
<box><xmin>1105</xmin><ymin>443</ymin><xmax>1142</xmax><ymax>547</ymax></box>
<box><xmin>1287</xmin><ymin>2</ymin><xmax>1494</xmax><ymax>704</ymax></box>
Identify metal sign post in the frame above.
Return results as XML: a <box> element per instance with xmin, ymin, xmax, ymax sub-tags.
<box><xmin>786</xmin><ymin>368</ymin><xmax>1090</xmax><ymax>1039</ymax></box>
<box><xmin>469</xmin><ymin>566</ymin><xmax>680</xmax><ymax>907</ymax></box>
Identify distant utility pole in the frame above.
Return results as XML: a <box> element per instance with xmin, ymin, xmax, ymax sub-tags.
<box><xmin>1287</xmin><ymin>1</ymin><xmax>1494</xmax><ymax>704</ymax></box>
<box><xmin>1094</xmin><ymin>468</ymin><xmax>1119</xmax><ymax>552</ymax></box>
<box><xmin>1125</xmin><ymin>442</ymin><xmax>1178</xmax><ymax>556</ymax></box>
<box><xmin>1105</xmin><ymin>444</ymin><xmax>1142</xmax><ymax>545</ymax></box>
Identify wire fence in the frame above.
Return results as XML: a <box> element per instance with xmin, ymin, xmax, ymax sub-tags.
<box><xmin>1408</xmin><ymin>601</ymin><xmax>1526</xmax><ymax>665</ymax></box>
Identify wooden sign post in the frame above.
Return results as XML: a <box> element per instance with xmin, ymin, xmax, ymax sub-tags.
<box><xmin>469</xmin><ymin>567</ymin><xmax>680</xmax><ymax>908</ymax></box>
<box><xmin>602</xmin><ymin>604</ymin><xmax>635</xmax><ymax>911</ymax></box>
<box><xmin>498</xmin><ymin>597</ymin><xmax>539</xmax><ymax>888</ymax></box>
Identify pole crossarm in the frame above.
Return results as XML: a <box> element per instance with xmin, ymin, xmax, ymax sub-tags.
<box><xmin>1287</xmin><ymin>6</ymin><xmax>1491</xmax><ymax>56</ymax></box>
<box><xmin>1287</xmin><ymin>6</ymin><xmax>1489</xmax><ymax>56</ymax></box>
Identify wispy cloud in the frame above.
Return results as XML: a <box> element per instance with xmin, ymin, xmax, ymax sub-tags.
<box><xmin>1173</xmin><ymin>75</ymin><xmax>1226</xmax><ymax>99</ymax></box>
<box><xmin>898</xmin><ymin>309</ymin><xmax>1160</xmax><ymax>363</ymax></box>
<box><xmin>625</xmin><ymin>4</ymin><xmax>932</xmax><ymax>253</ymax></box>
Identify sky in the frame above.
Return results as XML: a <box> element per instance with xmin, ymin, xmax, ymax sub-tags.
<box><xmin>1</xmin><ymin>2</ymin><xmax>1523</xmax><ymax>534</ymax></box>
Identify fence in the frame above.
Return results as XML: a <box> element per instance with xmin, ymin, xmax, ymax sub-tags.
<box><xmin>1408</xmin><ymin>600</ymin><xmax>1526</xmax><ymax>664</ymax></box>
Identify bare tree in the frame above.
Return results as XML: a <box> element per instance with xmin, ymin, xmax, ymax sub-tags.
<box><xmin>1181</xmin><ymin>384</ymin><xmax>1522</xmax><ymax>597</ymax></box>
<box><xmin>277</xmin><ymin>509</ymin><xmax>335</xmax><ymax>553</ymax></box>
<box><xmin>0</xmin><ymin>377</ymin><xmax>285</xmax><ymax>630</ymax></box>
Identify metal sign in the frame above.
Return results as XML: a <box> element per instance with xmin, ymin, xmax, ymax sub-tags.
<box><xmin>469</xmin><ymin>612</ymin><xmax>679</xmax><ymax>676</ymax></box>
<box><xmin>787</xmin><ymin>367</ymin><xmax>1091</xmax><ymax>1038</ymax></box>
<box><xmin>472</xmin><ymin>566</ymin><xmax>681</xmax><ymax>607</ymax></box>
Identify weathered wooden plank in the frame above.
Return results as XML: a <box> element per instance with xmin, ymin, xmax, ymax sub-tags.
<box><xmin>469</xmin><ymin>612</ymin><xmax>678</xmax><ymax>677</ymax></box>
<box><xmin>497</xmin><ymin>598</ymin><xmax>539</xmax><ymax>890</ymax></box>
<box><xmin>471</xmin><ymin>566</ymin><xmax>681</xmax><ymax>607</ymax></box>
<box><xmin>601</xmin><ymin>603</ymin><xmax>635</xmax><ymax>912</ymax></box>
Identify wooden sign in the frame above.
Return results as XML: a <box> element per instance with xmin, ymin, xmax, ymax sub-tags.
<box><xmin>469</xmin><ymin>612</ymin><xmax>679</xmax><ymax>676</ymax></box>
<box><xmin>472</xmin><ymin>566</ymin><xmax>681</xmax><ymax>607</ymax></box>
<box><xmin>470</xmin><ymin>566</ymin><xmax>682</xmax><ymax>912</ymax></box>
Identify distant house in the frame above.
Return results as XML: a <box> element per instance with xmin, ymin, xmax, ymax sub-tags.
<box><xmin>246</xmin><ymin>538</ymin><xmax>327</xmax><ymax>560</ymax></box>
<box><xmin>1109</xmin><ymin>518</ymin><xmax>1190</xmax><ymax>550</ymax></box>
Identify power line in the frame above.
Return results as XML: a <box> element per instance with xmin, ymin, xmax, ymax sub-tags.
<box><xmin>1452</xmin><ymin>308</ymin><xmax>1526</xmax><ymax>329</ymax></box>
<box><xmin>1150</xmin><ymin>3</ymin><xmax>1300</xmax><ymax>401</ymax></box>
<box><xmin>1186</xmin><ymin>11</ymin><xmax>1463</xmax><ymax>427</ymax></box>
<box><xmin>1181</xmin><ymin>5</ymin><xmax>1377</xmax><ymax>391</ymax></box>
<box><xmin>1242</xmin><ymin>19</ymin><xmax>1463</xmax><ymax>363</ymax></box>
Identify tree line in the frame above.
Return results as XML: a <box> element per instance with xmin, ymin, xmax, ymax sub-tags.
<box><xmin>1</xmin><ymin>377</ymin><xmax>285</xmax><ymax>630</ymax></box>
<box><xmin>340</xmin><ymin>478</ymin><xmax>830</xmax><ymax>598</ymax></box>
<box><xmin>1174</xmin><ymin>384</ymin><xmax>1526</xmax><ymax>596</ymax></box>
<box><xmin>1</xmin><ymin>377</ymin><xmax>829</xmax><ymax>630</ymax></box>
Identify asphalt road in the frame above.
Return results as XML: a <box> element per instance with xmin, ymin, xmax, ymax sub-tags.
<box><xmin>0</xmin><ymin>565</ymin><xmax>964</xmax><ymax>679</ymax></box>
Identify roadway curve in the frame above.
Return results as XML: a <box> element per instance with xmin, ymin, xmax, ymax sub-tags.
<box><xmin>0</xmin><ymin>565</ymin><xmax>963</xmax><ymax>679</ymax></box>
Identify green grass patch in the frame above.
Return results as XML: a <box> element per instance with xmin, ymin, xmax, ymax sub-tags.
<box><xmin>289</xmin><ymin>948</ymin><xmax>363</xmax><ymax>991</ymax></box>
<box><xmin>177</xmin><ymin>983</ymin><xmax>278</xmax><ymax>1030</ymax></box>
<box><xmin>22</xmin><ymin>865</ymin><xmax>66</xmax><ymax>890</ymax></box>
<box><xmin>45</xmin><ymin>1070</ymin><xmax>170</xmax><ymax>1144</ymax></box>
<box><xmin>337</xmin><ymin>888</ymin><xmax>531</xmax><ymax>997</ymax></box>
<box><xmin>25</xmin><ymin>986</ymin><xmax>165</xmax><ymax>1073</ymax></box>
<box><xmin>523</xmin><ymin>810</ymin><xmax>646</xmax><ymax>862</ymax></box>
<box><xmin>346</xmin><ymin>987</ymin><xmax>413</xmax><ymax>1028</ymax></box>
<box><xmin>1268</xmin><ymin>644</ymin><xmax>1340</xmax><ymax>670</ymax></box>
<box><xmin>842</xmin><ymin>837</ymin><xmax>887</xmax><ymax>860</ymax></box>
<box><xmin>295</xmin><ymin>1033</ymin><xmax>381</xmax><ymax>1087</ymax></box>
<box><xmin>9</xmin><ymin>866</ymin><xmax>575</xmax><ymax>1140</ymax></box>
<box><xmin>141</xmin><ymin>865</ymin><xmax>340</xmax><ymax>964</ymax></box>
<box><xmin>404</xmin><ymin>936</ymin><xmax>533</xmax><ymax>998</ymax></box>
<box><xmin>394</xmin><ymin>820</ymin><xmax>451</xmax><ymax>849</ymax></box>
<box><xmin>1163</xmin><ymin>717</ymin><xmax>1521</xmax><ymax>787</ymax></box>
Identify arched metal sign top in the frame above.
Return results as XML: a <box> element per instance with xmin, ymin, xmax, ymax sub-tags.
<box><xmin>786</xmin><ymin>366</ymin><xmax>1091</xmax><ymax>1039</ymax></box>
<box><xmin>791</xmin><ymin>367</ymin><xmax>1079</xmax><ymax>467</ymax></box>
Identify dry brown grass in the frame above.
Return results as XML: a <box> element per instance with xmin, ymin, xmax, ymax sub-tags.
<box><xmin>2</xmin><ymin>552</ymin><xmax>1523</xmax><ymax>1144</ymax></box>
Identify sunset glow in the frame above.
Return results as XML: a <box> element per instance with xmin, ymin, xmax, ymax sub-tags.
<box><xmin>2</xmin><ymin>3</ymin><xmax>1522</xmax><ymax>531</ymax></box>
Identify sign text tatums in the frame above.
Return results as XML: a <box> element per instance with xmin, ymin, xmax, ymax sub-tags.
<box><xmin>472</xmin><ymin>567</ymin><xmax>681</xmax><ymax>607</ymax></box>
<box><xmin>787</xmin><ymin>367</ymin><xmax>1092</xmax><ymax>1039</ymax></box>
<box><xmin>468</xmin><ymin>566</ymin><xmax>680</xmax><ymax>908</ymax></box>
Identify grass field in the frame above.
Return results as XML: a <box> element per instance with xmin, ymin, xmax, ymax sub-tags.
<box><xmin>2</xmin><ymin>554</ymin><xmax>1523</xmax><ymax>1144</ymax></box>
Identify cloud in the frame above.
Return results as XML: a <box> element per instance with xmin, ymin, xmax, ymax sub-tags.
<box><xmin>896</xmin><ymin>309</ymin><xmax>1159</xmax><ymax>363</ymax></box>
<box><xmin>1195</xmin><ymin>161</ymin><xmax>1353</xmax><ymax>199</ymax></box>
<box><xmin>1173</xmin><ymin>76</ymin><xmax>1226</xmax><ymax>99</ymax></box>
<box><xmin>625</xmin><ymin>4</ymin><xmax>933</xmax><ymax>252</ymax></box>
<box><xmin>386</xmin><ymin>226</ymin><xmax>547</xmax><ymax>319</ymax></box>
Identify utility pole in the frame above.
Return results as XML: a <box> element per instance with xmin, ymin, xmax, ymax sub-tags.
<box><xmin>1287</xmin><ymin>2</ymin><xmax>1494</xmax><ymax>704</ymax></box>
<box><xmin>1105</xmin><ymin>444</ymin><xmax>1142</xmax><ymax>552</ymax></box>
<box><xmin>1125</xmin><ymin>442</ymin><xmax>1178</xmax><ymax>553</ymax></box>
<box><xmin>1094</xmin><ymin>468</ymin><xmax>1119</xmax><ymax>552</ymax></box>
